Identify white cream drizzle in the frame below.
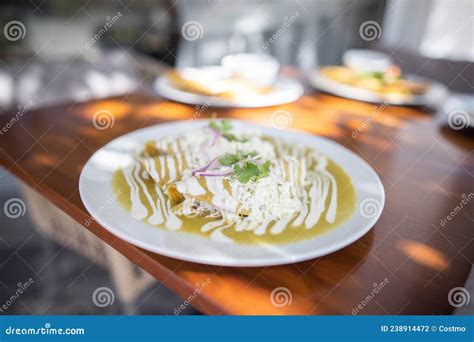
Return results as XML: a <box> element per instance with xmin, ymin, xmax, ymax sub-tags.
<box><xmin>314</xmin><ymin>156</ymin><xmax>337</xmax><ymax>224</ymax></box>
<box><xmin>201</xmin><ymin>218</ymin><xmax>233</xmax><ymax>243</ymax></box>
<box><xmin>306</xmin><ymin>175</ymin><xmax>326</xmax><ymax>228</ymax></box>
<box><xmin>143</xmin><ymin>159</ymin><xmax>159</xmax><ymax>183</ymax></box>
<box><xmin>292</xmin><ymin>189</ymin><xmax>309</xmax><ymax>226</ymax></box>
<box><xmin>122</xmin><ymin>134</ymin><xmax>341</xmax><ymax>243</ymax></box>
<box><xmin>322</xmin><ymin>171</ymin><xmax>337</xmax><ymax>223</ymax></box>
<box><xmin>254</xmin><ymin>217</ymin><xmax>273</xmax><ymax>236</ymax></box>
<box><xmin>132</xmin><ymin>166</ymin><xmax>165</xmax><ymax>225</ymax></box>
<box><xmin>155</xmin><ymin>184</ymin><xmax>182</xmax><ymax>230</ymax></box>
<box><xmin>176</xmin><ymin>177</ymin><xmax>206</xmax><ymax>196</ymax></box>
<box><xmin>271</xmin><ymin>214</ymin><xmax>294</xmax><ymax>235</ymax></box>
<box><xmin>123</xmin><ymin>166</ymin><xmax>148</xmax><ymax>220</ymax></box>
<box><xmin>206</xmin><ymin>177</ymin><xmax>240</xmax><ymax>214</ymax></box>
<box><xmin>122</xmin><ymin>165</ymin><xmax>182</xmax><ymax>230</ymax></box>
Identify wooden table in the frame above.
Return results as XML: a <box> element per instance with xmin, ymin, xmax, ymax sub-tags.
<box><xmin>1</xmin><ymin>91</ymin><xmax>473</xmax><ymax>315</ymax></box>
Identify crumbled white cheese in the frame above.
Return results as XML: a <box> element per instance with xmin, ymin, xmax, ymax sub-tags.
<box><xmin>231</xmin><ymin>136</ymin><xmax>276</xmax><ymax>160</ymax></box>
<box><xmin>236</xmin><ymin>169</ymin><xmax>303</xmax><ymax>223</ymax></box>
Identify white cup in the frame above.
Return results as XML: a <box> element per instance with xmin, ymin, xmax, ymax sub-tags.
<box><xmin>221</xmin><ymin>53</ymin><xmax>280</xmax><ymax>87</ymax></box>
<box><xmin>343</xmin><ymin>49</ymin><xmax>392</xmax><ymax>73</ymax></box>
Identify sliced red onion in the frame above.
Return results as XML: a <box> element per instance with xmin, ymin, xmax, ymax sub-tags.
<box><xmin>209</xmin><ymin>134</ymin><xmax>218</xmax><ymax>146</ymax></box>
<box><xmin>209</xmin><ymin>158</ymin><xmax>223</xmax><ymax>169</ymax></box>
<box><xmin>208</xmin><ymin>126</ymin><xmax>223</xmax><ymax>136</ymax></box>
<box><xmin>195</xmin><ymin>170</ymin><xmax>233</xmax><ymax>177</ymax></box>
<box><xmin>191</xmin><ymin>157</ymin><xmax>218</xmax><ymax>176</ymax></box>
<box><xmin>208</xmin><ymin>127</ymin><xmax>223</xmax><ymax>146</ymax></box>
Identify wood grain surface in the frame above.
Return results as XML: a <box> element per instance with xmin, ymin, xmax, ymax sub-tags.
<box><xmin>0</xmin><ymin>90</ymin><xmax>473</xmax><ymax>315</ymax></box>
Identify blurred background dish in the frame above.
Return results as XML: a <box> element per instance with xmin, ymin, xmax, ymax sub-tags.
<box><xmin>312</xmin><ymin>49</ymin><xmax>448</xmax><ymax>106</ymax></box>
<box><xmin>312</xmin><ymin>69</ymin><xmax>448</xmax><ymax>106</ymax></box>
<box><xmin>155</xmin><ymin>65</ymin><xmax>304</xmax><ymax>107</ymax></box>
<box><xmin>154</xmin><ymin>52</ymin><xmax>302</xmax><ymax>107</ymax></box>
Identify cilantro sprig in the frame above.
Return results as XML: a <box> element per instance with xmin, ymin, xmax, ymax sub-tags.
<box><xmin>218</xmin><ymin>151</ymin><xmax>271</xmax><ymax>184</ymax></box>
<box><xmin>359</xmin><ymin>71</ymin><xmax>385</xmax><ymax>80</ymax></box>
<box><xmin>218</xmin><ymin>151</ymin><xmax>257</xmax><ymax>166</ymax></box>
<box><xmin>234</xmin><ymin>161</ymin><xmax>271</xmax><ymax>183</ymax></box>
<box><xmin>209</xmin><ymin>119</ymin><xmax>247</xmax><ymax>142</ymax></box>
<box><xmin>209</xmin><ymin>119</ymin><xmax>232</xmax><ymax>132</ymax></box>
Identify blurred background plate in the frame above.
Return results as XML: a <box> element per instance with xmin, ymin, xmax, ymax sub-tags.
<box><xmin>154</xmin><ymin>75</ymin><xmax>304</xmax><ymax>108</ymax></box>
<box><xmin>311</xmin><ymin>72</ymin><xmax>448</xmax><ymax>106</ymax></box>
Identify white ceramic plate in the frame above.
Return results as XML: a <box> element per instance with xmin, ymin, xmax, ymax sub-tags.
<box><xmin>79</xmin><ymin>120</ymin><xmax>385</xmax><ymax>267</ymax></box>
<box><xmin>311</xmin><ymin>71</ymin><xmax>448</xmax><ymax>106</ymax></box>
<box><xmin>154</xmin><ymin>75</ymin><xmax>304</xmax><ymax>108</ymax></box>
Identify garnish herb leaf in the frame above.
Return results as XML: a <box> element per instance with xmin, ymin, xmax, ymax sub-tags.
<box><xmin>234</xmin><ymin>162</ymin><xmax>261</xmax><ymax>183</ymax></box>
<box><xmin>218</xmin><ymin>153</ymin><xmax>240</xmax><ymax>166</ymax></box>
<box><xmin>223</xmin><ymin>133</ymin><xmax>247</xmax><ymax>142</ymax></box>
<box><xmin>218</xmin><ymin>151</ymin><xmax>257</xmax><ymax>166</ymax></box>
<box><xmin>258</xmin><ymin>160</ymin><xmax>271</xmax><ymax>177</ymax></box>
<box><xmin>209</xmin><ymin>119</ymin><xmax>248</xmax><ymax>142</ymax></box>
<box><xmin>221</xmin><ymin>119</ymin><xmax>232</xmax><ymax>131</ymax></box>
<box><xmin>229</xmin><ymin>158</ymin><xmax>272</xmax><ymax>184</ymax></box>
<box><xmin>218</xmin><ymin>150</ymin><xmax>271</xmax><ymax>183</ymax></box>
<box><xmin>209</xmin><ymin>119</ymin><xmax>232</xmax><ymax>133</ymax></box>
